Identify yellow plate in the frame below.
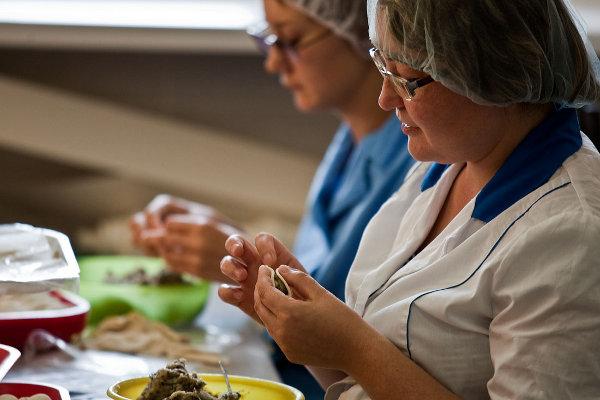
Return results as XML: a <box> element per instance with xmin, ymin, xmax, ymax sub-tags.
<box><xmin>107</xmin><ymin>375</ymin><xmax>304</xmax><ymax>400</ymax></box>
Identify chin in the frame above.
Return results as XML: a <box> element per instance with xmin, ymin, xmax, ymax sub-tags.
<box><xmin>293</xmin><ymin>97</ymin><xmax>318</xmax><ymax>113</ymax></box>
<box><xmin>407</xmin><ymin>140</ymin><xmax>436</xmax><ymax>162</ymax></box>
<box><xmin>292</xmin><ymin>90</ymin><xmax>330</xmax><ymax>113</ymax></box>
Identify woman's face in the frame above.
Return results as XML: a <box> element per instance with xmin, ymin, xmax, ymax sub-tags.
<box><xmin>263</xmin><ymin>0</ymin><xmax>370</xmax><ymax>112</ymax></box>
<box><xmin>377</xmin><ymin>58</ymin><xmax>510</xmax><ymax>165</ymax></box>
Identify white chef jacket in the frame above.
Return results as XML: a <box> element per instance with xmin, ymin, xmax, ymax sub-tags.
<box><xmin>326</xmin><ymin>107</ymin><xmax>600</xmax><ymax>400</ymax></box>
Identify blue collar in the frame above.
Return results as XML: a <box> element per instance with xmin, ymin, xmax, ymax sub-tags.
<box><xmin>421</xmin><ymin>106</ymin><xmax>582</xmax><ymax>222</ymax></box>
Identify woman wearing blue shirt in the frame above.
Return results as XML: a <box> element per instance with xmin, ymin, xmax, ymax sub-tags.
<box><xmin>130</xmin><ymin>0</ymin><xmax>414</xmax><ymax>398</ymax></box>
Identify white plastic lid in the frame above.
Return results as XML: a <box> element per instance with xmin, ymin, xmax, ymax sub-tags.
<box><xmin>0</xmin><ymin>224</ymin><xmax>80</xmax><ymax>295</ymax></box>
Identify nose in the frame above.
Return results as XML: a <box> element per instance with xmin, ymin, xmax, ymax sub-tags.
<box><xmin>378</xmin><ymin>77</ymin><xmax>405</xmax><ymax>111</ymax></box>
<box><xmin>264</xmin><ymin>46</ymin><xmax>288</xmax><ymax>75</ymax></box>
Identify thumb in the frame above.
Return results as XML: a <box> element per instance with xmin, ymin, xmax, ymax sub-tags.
<box><xmin>276</xmin><ymin>265</ymin><xmax>322</xmax><ymax>300</ymax></box>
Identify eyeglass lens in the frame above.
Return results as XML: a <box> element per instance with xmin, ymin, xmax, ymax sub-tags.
<box><xmin>370</xmin><ymin>48</ymin><xmax>413</xmax><ymax>100</ymax></box>
<box><xmin>248</xmin><ymin>23</ymin><xmax>330</xmax><ymax>59</ymax></box>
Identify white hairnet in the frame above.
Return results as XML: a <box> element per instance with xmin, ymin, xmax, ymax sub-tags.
<box><xmin>367</xmin><ymin>0</ymin><xmax>600</xmax><ymax>107</ymax></box>
<box><xmin>284</xmin><ymin>0</ymin><xmax>370</xmax><ymax>57</ymax></box>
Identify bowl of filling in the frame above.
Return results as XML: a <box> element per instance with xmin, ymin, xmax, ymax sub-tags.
<box><xmin>0</xmin><ymin>291</ymin><xmax>89</xmax><ymax>350</ymax></box>
<box><xmin>107</xmin><ymin>359</ymin><xmax>304</xmax><ymax>400</ymax></box>
<box><xmin>78</xmin><ymin>256</ymin><xmax>210</xmax><ymax>326</ymax></box>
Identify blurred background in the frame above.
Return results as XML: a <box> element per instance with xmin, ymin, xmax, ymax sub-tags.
<box><xmin>0</xmin><ymin>0</ymin><xmax>599</xmax><ymax>255</ymax></box>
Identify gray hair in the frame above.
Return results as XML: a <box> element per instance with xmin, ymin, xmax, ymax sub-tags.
<box><xmin>368</xmin><ymin>0</ymin><xmax>600</xmax><ymax>106</ymax></box>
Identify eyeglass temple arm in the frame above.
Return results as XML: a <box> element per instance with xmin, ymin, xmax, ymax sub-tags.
<box><xmin>406</xmin><ymin>76</ymin><xmax>434</xmax><ymax>92</ymax></box>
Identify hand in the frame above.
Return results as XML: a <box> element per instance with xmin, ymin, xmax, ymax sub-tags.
<box><xmin>254</xmin><ymin>265</ymin><xmax>369</xmax><ymax>371</ymax></box>
<box><xmin>129</xmin><ymin>194</ymin><xmax>234</xmax><ymax>256</ymax></box>
<box><xmin>159</xmin><ymin>214</ymin><xmax>243</xmax><ymax>282</ymax></box>
<box><xmin>218</xmin><ymin>233</ymin><xmax>306</xmax><ymax>323</ymax></box>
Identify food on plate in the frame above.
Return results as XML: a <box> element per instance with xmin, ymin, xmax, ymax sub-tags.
<box><xmin>0</xmin><ymin>292</ymin><xmax>69</xmax><ymax>312</ymax></box>
<box><xmin>0</xmin><ymin>394</ymin><xmax>52</xmax><ymax>400</ymax></box>
<box><xmin>80</xmin><ymin>312</ymin><xmax>221</xmax><ymax>366</ymax></box>
<box><xmin>139</xmin><ymin>359</ymin><xmax>240</xmax><ymax>400</ymax></box>
<box><xmin>103</xmin><ymin>268</ymin><xmax>190</xmax><ymax>286</ymax></box>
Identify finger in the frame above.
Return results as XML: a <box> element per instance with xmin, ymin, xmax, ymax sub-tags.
<box><xmin>225</xmin><ymin>235</ymin><xmax>260</xmax><ymax>266</ymax></box>
<box><xmin>220</xmin><ymin>256</ymin><xmax>249</xmax><ymax>282</ymax></box>
<box><xmin>217</xmin><ymin>284</ymin><xmax>244</xmax><ymax>305</ymax></box>
<box><xmin>254</xmin><ymin>295</ymin><xmax>277</xmax><ymax>329</ymax></box>
<box><xmin>145</xmin><ymin>209</ymin><xmax>164</xmax><ymax>230</ymax></box>
<box><xmin>276</xmin><ymin>265</ymin><xmax>321</xmax><ymax>300</ymax></box>
<box><xmin>254</xmin><ymin>266</ymin><xmax>278</xmax><ymax>323</ymax></box>
<box><xmin>255</xmin><ymin>233</ymin><xmax>304</xmax><ymax>270</ymax></box>
<box><xmin>218</xmin><ymin>284</ymin><xmax>262</xmax><ymax>325</ymax></box>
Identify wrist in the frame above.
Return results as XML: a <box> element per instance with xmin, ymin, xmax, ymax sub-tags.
<box><xmin>337</xmin><ymin>312</ymin><xmax>381</xmax><ymax>375</ymax></box>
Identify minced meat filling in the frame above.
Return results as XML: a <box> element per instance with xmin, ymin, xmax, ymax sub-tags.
<box><xmin>138</xmin><ymin>359</ymin><xmax>239</xmax><ymax>400</ymax></box>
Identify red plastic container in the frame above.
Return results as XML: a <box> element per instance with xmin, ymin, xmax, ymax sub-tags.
<box><xmin>0</xmin><ymin>344</ymin><xmax>20</xmax><ymax>381</ymax></box>
<box><xmin>0</xmin><ymin>291</ymin><xmax>89</xmax><ymax>350</ymax></box>
<box><xmin>0</xmin><ymin>382</ymin><xmax>70</xmax><ymax>400</ymax></box>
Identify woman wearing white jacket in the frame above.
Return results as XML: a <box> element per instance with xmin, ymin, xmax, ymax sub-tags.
<box><xmin>218</xmin><ymin>0</ymin><xmax>600</xmax><ymax>398</ymax></box>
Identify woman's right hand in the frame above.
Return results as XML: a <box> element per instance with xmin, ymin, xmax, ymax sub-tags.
<box><xmin>218</xmin><ymin>233</ymin><xmax>306</xmax><ymax>324</ymax></box>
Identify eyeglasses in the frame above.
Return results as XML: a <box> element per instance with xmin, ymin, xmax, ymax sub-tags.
<box><xmin>369</xmin><ymin>47</ymin><xmax>434</xmax><ymax>101</ymax></box>
<box><xmin>247</xmin><ymin>22</ymin><xmax>331</xmax><ymax>60</ymax></box>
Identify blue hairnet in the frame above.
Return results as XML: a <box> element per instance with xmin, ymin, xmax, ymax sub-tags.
<box><xmin>367</xmin><ymin>0</ymin><xmax>600</xmax><ymax>107</ymax></box>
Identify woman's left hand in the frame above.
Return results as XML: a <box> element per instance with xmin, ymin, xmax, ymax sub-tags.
<box><xmin>254</xmin><ymin>264</ymin><xmax>370</xmax><ymax>371</ymax></box>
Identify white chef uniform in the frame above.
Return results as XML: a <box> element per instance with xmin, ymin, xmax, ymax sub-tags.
<box><xmin>326</xmin><ymin>107</ymin><xmax>600</xmax><ymax>400</ymax></box>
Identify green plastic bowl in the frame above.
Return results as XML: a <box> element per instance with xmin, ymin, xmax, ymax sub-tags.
<box><xmin>78</xmin><ymin>255</ymin><xmax>210</xmax><ymax>327</ymax></box>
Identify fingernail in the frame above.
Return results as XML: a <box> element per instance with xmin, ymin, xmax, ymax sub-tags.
<box><xmin>234</xmin><ymin>270</ymin><xmax>244</xmax><ymax>281</ymax></box>
<box><xmin>232</xmin><ymin>242</ymin><xmax>242</xmax><ymax>254</ymax></box>
<box><xmin>277</xmin><ymin>265</ymin><xmax>290</xmax><ymax>274</ymax></box>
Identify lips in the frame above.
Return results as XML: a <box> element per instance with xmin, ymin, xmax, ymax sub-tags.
<box><xmin>396</xmin><ymin>110</ymin><xmax>419</xmax><ymax>132</ymax></box>
<box><xmin>399</xmin><ymin>118</ymin><xmax>420</xmax><ymax>135</ymax></box>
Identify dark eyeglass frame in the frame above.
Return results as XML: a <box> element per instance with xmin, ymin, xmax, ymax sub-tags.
<box><xmin>369</xmin><ymin>47</ymin><xmax>434</xmax><ymax>101</ymax></box>
<box><xmin>247</xmin><ymin>22</ymin><xmax>331</xmax><ymax>59</ymax></box>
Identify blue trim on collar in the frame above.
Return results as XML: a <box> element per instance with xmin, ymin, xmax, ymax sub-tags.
<box><xmin>473</xmin><ymin>107</ymin><xmax>582</xmax><ymax>222</ymax></box>
<box><xmin>418</xmin><ymin>107</ymin><xmax>582</xmax><ymax>222</ymax></box>
<box><xmin>421</xmin><ymin>163</ymin><xmax>450</xmax><ymax>192</ymax></box>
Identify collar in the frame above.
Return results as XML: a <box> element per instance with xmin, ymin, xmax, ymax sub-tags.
<box><xmin>420</xmin><ymin>106</ymin><xmax>582</xmax><ymax>222</ymax></box>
